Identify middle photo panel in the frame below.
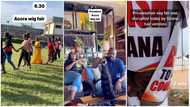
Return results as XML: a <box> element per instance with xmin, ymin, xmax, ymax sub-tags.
<box><xmin>63</xmin><ymin>1</ymin><xmax>127</xmax><ymax>106</ymax></box>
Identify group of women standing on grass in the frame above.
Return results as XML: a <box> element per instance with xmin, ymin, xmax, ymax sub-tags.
<box><xmin>1</xmin><ymin>32</ymin><xmax>32</xmax><ymax>73</ymax></box>
<box><xmin>46</xmin><ymin>36</ymin><xmax>62</xmax><ymax>64</ymax></box>
<box><xmin>1</xmin><ymin>32</ymin><xmax>62</xmax><ymax>74</ymax></box>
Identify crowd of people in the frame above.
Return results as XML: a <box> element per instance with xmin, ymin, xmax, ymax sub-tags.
<box><xmin>46</xmin><ymin>36</ymin><xmax>62</xmax><ymax>64</ymax></box>
<box><xmin>1</xmin><ymin>32</ymin><xmax>62</xmax><ymax>74</ymax></box>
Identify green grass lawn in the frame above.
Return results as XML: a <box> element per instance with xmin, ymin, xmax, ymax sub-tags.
<box><xmin>1</xmin><ymin>43</ymin><xmax>63</xmax><ymax>106</ymax></box>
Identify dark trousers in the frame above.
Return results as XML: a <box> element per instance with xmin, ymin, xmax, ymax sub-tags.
<box><xmin>48</xmin><ymin>51</ymin><xmax>53</xmax><ymax>62</ymax></box>
<box><xmin>1</xmin><ymin>54</ymin><xmax>6</xmax><ymax>72</ymax></box>
<box><xmin>52</xmin><ymin>51</ymin><xmax>56</xmax><ymax>61</ymax></box>
<box><xmin>56</xmin><ymin>49</ymin><xmax>60</xmax><ymax>59</ymax></box>
<box><xmin>18</xmin><ymin>49</ymin><xmax>31</xmax><ymax>68</ymax></box>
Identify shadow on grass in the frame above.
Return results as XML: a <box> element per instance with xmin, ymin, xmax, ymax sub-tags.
<box><xmin>28</xmin><ymin>64</ymin><xmax>63</xmax><ymax>74</ymax></box>
<box><xmin>15</xmin><ymin>72</ymin><xmax>63</xmax><ymax>87</ymax></box>
<box><xmin>1</xmin><ymin>90</ymin><xmax>57</xmax><ymax>106</ymax></box>
<box><xmin>21</xmin><ymin>71</ymin><xmax>63</xmax><ymax>81</ymax></box>
<box><xmin>1</xmin><ymin>81</ymin><xmax>63</xmax><ymax>95</ymax></box>
<box><xmin>2</xmin><ymin>67</ymin><xmax>63</xmax><ymax>87</ymax></box>
<box><xmin>38</xmin><ymin>65</ymin><xmax>63</xmax><ymax>73</ymax></box>
<box><xmin>1</xmin><ymin>60</ymin><xmax>63</xmax><ymax>106</ymax></box>
<box><xmin>46</xmin><ymin>63</ymin><xmax>64</xmax><ymax>68</ymax></box>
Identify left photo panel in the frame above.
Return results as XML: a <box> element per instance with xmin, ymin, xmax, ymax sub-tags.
<box><xmin>1</xmin><ymin>1</ymin><xmax>64</xmax><ymax>106</ymax></box>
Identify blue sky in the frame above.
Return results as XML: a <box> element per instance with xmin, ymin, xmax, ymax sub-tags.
<box><xmin>177</xmin><ymin>26</ymin><xmax>189</xmax><ymax>56</ymax></box>
<box><xmin>1</xmin><ymin>1</ymin><xmax>64</xmax><ymax>29</ymax></box>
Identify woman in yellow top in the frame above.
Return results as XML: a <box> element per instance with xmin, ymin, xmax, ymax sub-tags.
<box><xmin>31</xmin><ymin>37</ymin><xmax>42</xmax><ymax>64</ymax></box>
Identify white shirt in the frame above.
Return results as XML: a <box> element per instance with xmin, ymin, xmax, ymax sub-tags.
<box><xmin>128</xmin><ymin>1</ymin><xmax>188</xmax><ymax>71</ymax></box>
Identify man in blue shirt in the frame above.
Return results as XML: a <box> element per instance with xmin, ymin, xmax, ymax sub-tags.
<box><xmin>96</xmin><ymin>48</ymin><xmax>126</xmax><ymax>96</ymax></box>
<box><xmin>106</xmin><ymin>48</ymin><xmax>126</xmax><ymax>94</ymax></box>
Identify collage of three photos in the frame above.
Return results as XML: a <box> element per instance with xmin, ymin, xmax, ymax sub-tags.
<box><xmin>0</xmin><ymin>0</ymin><xmax>189</xmax><ymax>106</ymax></box>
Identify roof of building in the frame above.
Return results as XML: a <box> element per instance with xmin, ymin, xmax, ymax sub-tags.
<box><xmin>52</xmin><ymin>17</ymin><xmax>63</xmax><ymax>23</ymax></box>
<box><xmin>45</xmin><ymin>16</ymin><xmax>63</xmax><ymax>25</ymax></box>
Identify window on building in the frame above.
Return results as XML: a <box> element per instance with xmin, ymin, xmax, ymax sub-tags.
<box><xmin>55</xmin><ymin>25</ymin><xmax>62</xmax><ymax>29</ymax></box>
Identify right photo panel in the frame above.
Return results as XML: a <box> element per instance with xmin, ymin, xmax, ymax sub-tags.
<box><xmin>127</xmin><ymin>1</ymin><xmax>189</xmax><ymax>106</ymax></box>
